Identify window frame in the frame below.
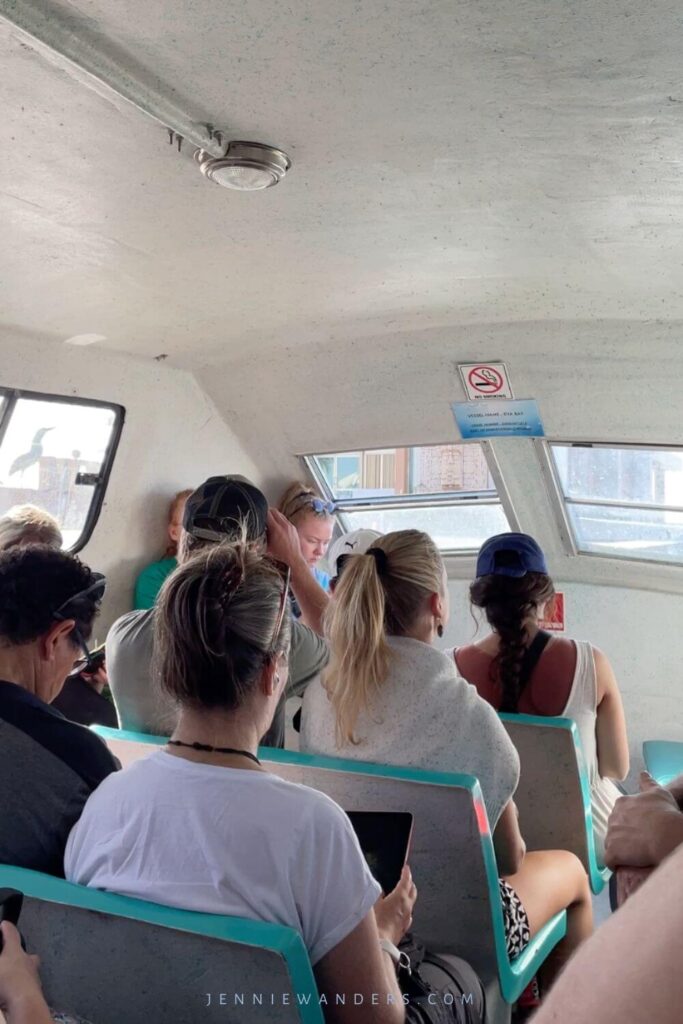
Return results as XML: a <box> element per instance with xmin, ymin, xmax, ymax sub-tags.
<box><xmin>301</xmin><ymin>439</ymin><xmax>516</xmax><ymax>555</ymax></box>
<box><xmin>538</xmin><ymin>438</ymin><xmax>683</xmax><ymax>568</ymax></box>
<box><xmin>0</xmin><ymin>387</ymin><xmax>125</xmax><ymax>552</ymax></box>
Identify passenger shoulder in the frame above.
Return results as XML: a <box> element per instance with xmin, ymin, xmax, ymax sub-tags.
<box><xmin>107</xmin><ymin>607</ymin><xmax>155</xmax><ymax>643</ymax></box>
<box><xmin>57</xmin><ymin>717</ymin><xmax>120</xmax><ymax>782</ymax></box>
<box><xmin>270</xmin><ymin>772</ymin><xmax>351</xmax><ymax>830</ymax></box>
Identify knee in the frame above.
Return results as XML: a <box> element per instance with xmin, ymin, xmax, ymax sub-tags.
<box><xmin>557</xmin><ymin>851</ymin><xmax>591</xmax><ymax>899</ymax></box>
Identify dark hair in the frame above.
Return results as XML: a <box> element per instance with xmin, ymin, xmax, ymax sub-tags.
<box><xmin>154</xmin><ymin>542</ymin><xmax>291</xmax><ymax>712</ymax></box>
<box><xmin>0</xmin><ymin>546</ymin><xmax>101</xmax><ymax>646</ymax></box>
<box><xmin>469</xmin><ymin>572</ymin><xmax>555</xmax><ymax>712</ymax></box>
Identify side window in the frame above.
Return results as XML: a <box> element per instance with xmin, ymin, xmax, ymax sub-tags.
<box><xmin>304</xmin><ymin>442</ymin><xmax>511</xmax><ymax>553</ymax></box>
<box><xmin>548</xmin><ymin>442</ymin><xmax>683</xmax><ymax>566</ymax></box>
<box><xmin>0</xmin><ymin>389</ymin><xmax>124</xmax><ymax>550</ymax></box>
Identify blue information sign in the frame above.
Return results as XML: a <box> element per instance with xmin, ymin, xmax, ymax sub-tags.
<box><xmin>452</xmin><ymin>399</ymin><xmax>545</xmax><ymax>439</ymax></box>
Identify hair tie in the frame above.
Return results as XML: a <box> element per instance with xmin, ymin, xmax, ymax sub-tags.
<box><xmin>367</xmin><ymin>547</ymin><xmax>388</xmax><ymax>575</ymax></box>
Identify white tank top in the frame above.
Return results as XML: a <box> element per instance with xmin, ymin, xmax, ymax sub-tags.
<box><xmin>560</xmin><ymin>640</ymin><xmax>620</xmax><ymax>861</ymax></box>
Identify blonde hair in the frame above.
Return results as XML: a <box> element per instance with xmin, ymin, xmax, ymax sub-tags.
<box><xmin>277</xmin><ymin>481</ymin><xmax>333</xmax><ymax>527</ymax></box>
<box><xmin>165</xmin><ymin>489</ymin><xmax>193</xmax><ymax>557</ymax></box>
<box><xmin>323</xmin><ymin>529</ymin><xmax>444</xmax><ymax>746</ymax></box>
<box><xmin>155</xmin><ymin>541</ymin><xmax>290</xmax><ymax>712</ymax></box>
<box><xmin>0</xmin><ymin>504</ymin><xmax>62</xmax><ymax>551</ymax></box>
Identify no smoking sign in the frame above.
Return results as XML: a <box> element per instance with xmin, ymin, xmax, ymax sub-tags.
<box><xmin>458</xmin><ymin>362</ymin><xmax>514</xmax><ymax>401</ymax></box>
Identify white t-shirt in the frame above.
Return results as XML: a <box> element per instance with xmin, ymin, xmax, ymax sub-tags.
<box><xmin>302</xmin><ymin>635</ymin><xmax>520</xmax><ymax>829</ymax></box>
<box><xmin>65</xmin><ymin>751</ymin><xmax>381</xmax><ymax>965</ymax></box>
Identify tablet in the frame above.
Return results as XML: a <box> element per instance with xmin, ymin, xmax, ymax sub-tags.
<box><xmin>346</xmin><ymin>811</ymin><xmax>414</xmax><ymax>895</ymax></box>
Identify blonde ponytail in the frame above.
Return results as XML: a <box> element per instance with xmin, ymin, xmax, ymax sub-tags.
<box><xmin>323</xmin><ymin>551</ymin><xmax>391</xmax><ymax>746</ymax></box>
<box><xmin>323</xmin><ymin>530</ymin><xmax>444</xmax><ymax>746</ymax></box>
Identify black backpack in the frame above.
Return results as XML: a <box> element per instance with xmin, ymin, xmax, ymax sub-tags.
<box><xmin>399</xmin><ymin>935</ymin><xmax>485</xmax><ymax>1024</ymax></box>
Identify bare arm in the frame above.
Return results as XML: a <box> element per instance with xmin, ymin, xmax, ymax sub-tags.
<box><xmin>594</xmin><ymin>647</ymin><xmax>630</xmax><ymax>781</ymax></box>
<box><xmin>267</xmin><ymin>509</ymin><xmax>329</xmax><ymax>634</ymax></box>
<box><xmin>0</xmin><ymin>923</ymin><xmax>53</xmax><ymax>1024</ymax></box>
<box><xmin>314</xmin><ymin>914</ymin><xmax>404</xmax><ymax>1024</ymax></box>
<box><xmin>493</xmin><ymin>799</ymin><xmax>526</xmax><ymax>878</ymax></box>
<box><xmin>314</xmin><ymin>866</ymin><xmax>416</xmax><ymax>1024</ymax></box>
<box><xmin>532</xmin><ymin>843</ymin><xmax>683</xmax><ymax>1024</ymax></box>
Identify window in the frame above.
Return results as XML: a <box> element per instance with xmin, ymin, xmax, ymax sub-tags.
<box><xmin>549</xmin><ymin>443</ymin><xmax>683</xmax><ymax>566</ymax></box>
<box><xmin>0</xmin><ymin>389</ymin><xmax>124</xmax><ymax>550</ymax></box>
<box><xmin>305</xmin><ymin>442</ymin><xmax>510</xmax><ymax>552</ymax></box>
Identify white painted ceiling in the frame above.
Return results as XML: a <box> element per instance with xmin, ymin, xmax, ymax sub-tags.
<box><xmin>2</xmin><ymin>0</ymin><xmax>683</xmax><ymax>368</ymax></box>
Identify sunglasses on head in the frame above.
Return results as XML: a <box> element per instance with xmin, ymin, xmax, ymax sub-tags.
<box><xmin>295</xmin><ymin>494</ymin><xmax>336</xmax><ymax>515</ymax></box>
<box><xmin>52</xmin><ymin>573</ymin><xmax>107</xmax><ymax>675</ymax></box>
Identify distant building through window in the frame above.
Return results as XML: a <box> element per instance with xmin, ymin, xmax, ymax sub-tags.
<box><xmin>305</xmin><ymin>442</ymin><xmax>509</xmax><ymax>553</ymax></box>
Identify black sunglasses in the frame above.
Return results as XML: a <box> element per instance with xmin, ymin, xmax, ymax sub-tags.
<box><xmin>52</xmin><ymin>573</ymin><xmax>107</xmax><ymax>675</ymax></box>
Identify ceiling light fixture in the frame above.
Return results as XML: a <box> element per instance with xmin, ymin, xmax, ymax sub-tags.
<box><xmin>194</xmin><ymin>142</ymin><xmax>291</xmax><ymax>191</ymax></box>
<box><xmin>0</xmin><ymin>3</ymin><xmax>293</xmax><ymax>192</ymax></box>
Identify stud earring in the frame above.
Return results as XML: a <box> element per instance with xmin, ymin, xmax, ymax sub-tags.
<box><xmin>436</xmin><ymin>622</ymin><xmax>444</xmax><ymax>639</ymax></box>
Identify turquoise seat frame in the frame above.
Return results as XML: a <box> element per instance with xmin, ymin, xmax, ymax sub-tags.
<box><xmin>0</xmin><ymin>864</ymin><xmax>323</xmax><ymax>1024</ymax></box>
<box><xmin>93</xmin><ymin>725</ymin><xmax>566</xmax><ymax>1006</ymax></box>
<box><xmin>499</xmin><ymin>713</ymin><xmax>610</xmax><ymax>894</ymax></box>
<box><xmin>643</xmin><ymin>740</ymin><xmax>683</xmax><ymax>785</ymax></box>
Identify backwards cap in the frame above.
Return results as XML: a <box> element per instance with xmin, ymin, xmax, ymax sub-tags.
<box><xmin>183</xmin><ymin>476</ymin><xmax>268</xmax><ymax>543</ymax></box>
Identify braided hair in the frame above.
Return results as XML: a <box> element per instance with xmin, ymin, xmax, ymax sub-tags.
<box><xmin>469</xmin><ymin>572</ymin><xmax>555</xmax><ymax>712</ymax></box>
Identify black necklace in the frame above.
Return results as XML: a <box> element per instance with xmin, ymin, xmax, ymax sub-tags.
<box><xmin>167</xmin><ymin>740</ymin><xmax>261</xmax><ymax>765</ymax></box>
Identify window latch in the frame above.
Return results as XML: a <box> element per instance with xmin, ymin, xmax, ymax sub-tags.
<box><xmin>75</xmin><ymin>472</ymin><xmax>101</xmax><ymax>486</ymax></box>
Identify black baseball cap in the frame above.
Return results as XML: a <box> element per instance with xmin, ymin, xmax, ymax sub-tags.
<box><xmin>183</xmin><ymin>476</ymin><xmax>268</xmax><ymax>543</ymax></box>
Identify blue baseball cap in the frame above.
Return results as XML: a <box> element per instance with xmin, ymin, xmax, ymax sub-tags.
<box><xmin>475</xmin><ymin>533</ymin><xmax>548</xmax><ymax>579</ymax></box>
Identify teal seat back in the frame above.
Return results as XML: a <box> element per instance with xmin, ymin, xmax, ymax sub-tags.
<box><xmin>257</xmin><ymin>748</ymin><xmax>566</xmax><ymax>1012</ymax></box>
<box><xmin>0</xmin><ymin>865</ymin><xmax>322</xmax><ymax>1024</ymax></box>
<box><xmin>499</xmin><ymin>713</ymin><xmax>609</xmax><ymax>894</ymax></box>
<box><xmin>643</xmin><ymin>740</ymin><xmax>683</xmax><ymax>785</ymax></box>
<box><xmin>92</xmin><ymin>727</ymin><xmax>566</xmax><ymax>1013</ymax></box>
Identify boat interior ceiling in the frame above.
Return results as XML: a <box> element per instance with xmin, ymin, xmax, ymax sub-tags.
<box><xmin>1</xmin><ymin>1</ymin><xmax>683</xmax><ymax>768</ymax></box>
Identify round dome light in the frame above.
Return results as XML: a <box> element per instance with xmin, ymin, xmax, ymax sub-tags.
<box><xmin>194</xmin><ymin>141</ymin><xmax>291</xmax><ymax>191</ymax></box>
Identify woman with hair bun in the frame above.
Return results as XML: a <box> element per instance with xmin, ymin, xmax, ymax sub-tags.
<box><xmin>277</xmin><ymin>482</ymin><xmax>335</xmax><ymax>592</ymax></box>
<box><xmin>67</xmin><ymin>542</ymin><xmax>422</xmax><ymax>1024</ymax></box>
<box><xmin>456</xmin><ymin>533</ymin><xmax>629</xmax><ymax>860</ymax></box>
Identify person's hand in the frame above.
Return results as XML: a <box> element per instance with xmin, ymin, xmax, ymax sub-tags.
<box><xmin>80</xmin><ymin>665</ymin><xmax>108</xmax><ymax>694</ymax></box>
<box><xmin>373</xmin><ymin>866</ymin><xmax>417</xmax><ymax>946</ymax></box>
<box><xmin>266</xmin><ymin>509</ymin><xmax>305</xmax><ymax>569</ymax></box>
<box><xmin>605</xmin><ymin>772</ymin><xmax>683</xmax><ymax>869</ymax></box>
<box><xmin>0</xmin><ymin>922</ymin><xmax>46</xmax><ymax>1015</ymax></box>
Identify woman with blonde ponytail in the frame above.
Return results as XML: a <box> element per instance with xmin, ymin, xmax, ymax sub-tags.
<box><xmin>302</xmin><ymin>529</ymin><xmax>593</xmax><ymax>993</ymax></box>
